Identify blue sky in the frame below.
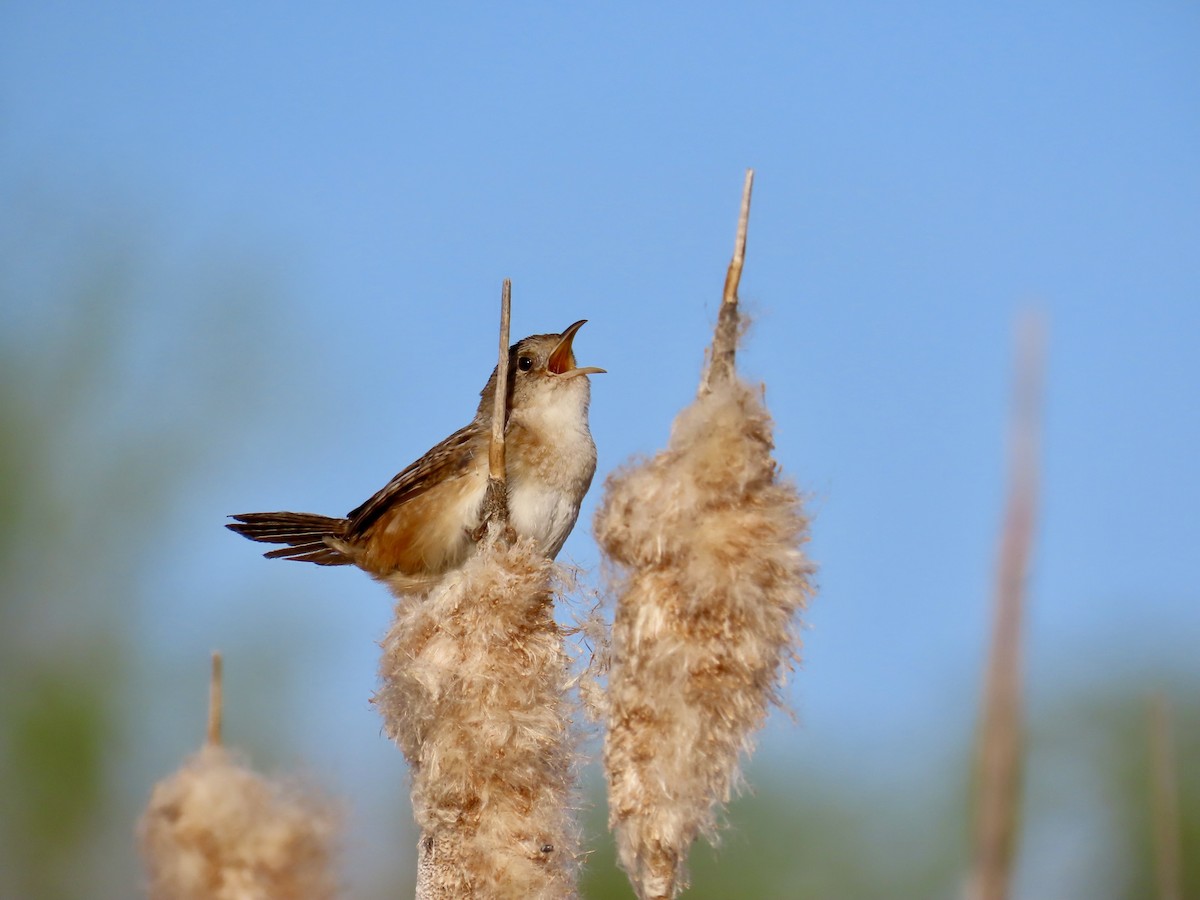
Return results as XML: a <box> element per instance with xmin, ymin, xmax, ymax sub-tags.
<box><xmin>3</xmin><ymin>1</ymin><xmax>1198</xmax><ymax>892</ymax></box>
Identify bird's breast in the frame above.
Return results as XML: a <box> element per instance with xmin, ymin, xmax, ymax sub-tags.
<box><xmin>508</xmin><ymin>480</ymin><xmax>585</xmax><ymax>560</ymax></box>
<box><xmin>505</xmin><ymin>409</ymin><xmax>597</xmax><ymax>560</ymax></box>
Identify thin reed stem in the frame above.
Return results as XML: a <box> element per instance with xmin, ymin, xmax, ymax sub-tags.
<box><xmin>971</xmin><ymin>313</ymin><xmax>1045</xmax><ymax>900</ymax></box>
<box><xmin>206</xmin><ymin>650</ymin><xmax>223</xmax><ymax>747</ymax></box>
<box><xmin>484</xmin><ymin>279</ymin><xmax>512</xmax><ymax>528</ymax></box>
<box><xmin>1149</xmin><ymin>693</ymin><xmax>1182</xmax><ymax>900</ymax></box>
<box><xmin>703</xmin><ymin>168</ymin><xmax>754</xmax><ymax>393</ymax></box>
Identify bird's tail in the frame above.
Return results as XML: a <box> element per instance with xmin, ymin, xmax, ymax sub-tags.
<box><xmin>226</xmin><ymin>511</ymin><xmax>353</xmax><ymax>566</ymax></box>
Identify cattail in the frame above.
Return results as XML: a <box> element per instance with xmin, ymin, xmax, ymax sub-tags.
<box><xmin>376</xmin><ymin>537</ymin><xmax>579</xmax><ymax>898</ymax></box>
<box><xmin>595</xmin><ymin>170</ymin><xmax>815</xmax><ymax>898</ymax></box>
<box><xmin>138</xmin><ymin>653</ymin><xmax>341</xmax><ymax>900</ymax></box>
<box><xmin>374</xmin><ymin>282</ymin><xmax>580</xmax><ymax>898</ymax></box>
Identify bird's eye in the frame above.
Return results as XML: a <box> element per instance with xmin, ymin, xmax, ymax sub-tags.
<box><xmin>517</xmin><ymin>356</ymin><xmax>534</xmax><ymax>371</ymax></box>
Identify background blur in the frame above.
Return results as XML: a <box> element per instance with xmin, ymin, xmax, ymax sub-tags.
<box><xmin>2</xmin><ymin>4</ymin><xmax>1197</xmax><ymax>898</ymax></box>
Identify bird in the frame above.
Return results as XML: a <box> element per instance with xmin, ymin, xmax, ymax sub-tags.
<box><xmin>227</xmin><ymin>319</ymin><xmax>604</xmax><ymax>594</ymax></box>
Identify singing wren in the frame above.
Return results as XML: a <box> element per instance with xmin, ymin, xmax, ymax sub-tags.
<box><xmin>228</xmin><ymin>319</ymin><xmax>604</xmax><ymax>593</ymax></box>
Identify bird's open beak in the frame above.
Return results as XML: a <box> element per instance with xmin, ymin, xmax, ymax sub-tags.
<box><xmin>548</xmin><ymin>319</ymin><xmax>606</xmax><ymax>378</ymax></box>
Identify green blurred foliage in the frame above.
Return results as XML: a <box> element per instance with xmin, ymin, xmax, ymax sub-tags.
<box><xmin>0</xmin><ymin>223</ymin><xmax>137</xmax><ymax>899</ymax></box>
<box><xmin>2</xmin><ymin>663</ymin><xmax>117</xmax><ymax>895</ymax></box>
<box><xmin>0</xmin><ymin>189</ymin><xmax>280</xmax><ymax>899</ymax></box>
<box><xmin>579</xmin><ymin>683</ymin><xmax>1199</xmax><ymax>900</ymax></box>
<box><xmin>1023</xmin><ymin>685</ymin><xmax>1200</xmax><ymax>899</ymax></box>
<box><xmin>580</xmin><ymin>768</ymin><xmax>967</xmax><ymax>899</ymax></box>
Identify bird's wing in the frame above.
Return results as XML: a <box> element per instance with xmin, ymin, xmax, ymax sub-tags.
<box><xmin>345</xmin><ymin>423</ymin><xmax>479</xmax><ymax>537</ymax></box>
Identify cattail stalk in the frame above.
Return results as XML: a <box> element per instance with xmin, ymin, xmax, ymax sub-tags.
<box><xmin>702</xmin><ymin>167</ymin><xmax>753</xmax><ymax>393</ymax></box>
<box><xmin>375</xmin><ymin>282</ymin><xmax>580</xmax><ymax>898</ymax></box>
<box><xmin>207</xmin><ymin>649</ymin><xmax>223</xmax><ymax>746</ymax></box>
<box><xmin>138</xmin><ymin>652</ymin><xmax>341</xmax><ymax>900</ymax></box>
<box><xmin>1148</xmin><ymin>693</ymin><xmax>1182</xmax><ymax>900</ymax></box>
<box><xmin>483</xmin><ymin>279</ymin><xmax>513</xmax><ymax>530</ymax></box>
<box><xmin>596</xmin><ymin>170</ymin><xmax>815</xmax><ymax>898</ymax></box>
<box><xmin>969</xmin><ymin>314</ymin><xmax>1045</xmax><ymax>900</ymax></box>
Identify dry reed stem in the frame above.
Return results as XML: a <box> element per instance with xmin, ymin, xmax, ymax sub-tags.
<box><xmin>1149</xmin><ymin>693</ymin><xmax>1182</xmax><ymax>900</ymax></box>
<box><xmin>596</xmin><ymin>172</ymin><xmax>814</xmax><ymax>899</ymax></box>
<box><xmin>484</xmin><ymin>279</ymin><xmax>513</xmax><ymax>529</ymax></box>
<box><xmin>970</xmin><ymin>313</ymin><xmax>1045</xmax><ymax>900</ymax></box>
<box><xmin>207</xmin><ymin>650</ymin><xmax>223</xmax><ymax>746</ymax></box>
<box><xmin>139</xmin><ymin>654</ymin><xmax>341</xmax><ymax>900</ymax></box>
<box><xmin>376</xmin><ymin>283</ymin><xmax>579</xmax><ymax>898</ymax></box>
<box><xmin>702</xmin><ymin>168</ymin><xmax>753</xmax><ymax>394</ymax></box>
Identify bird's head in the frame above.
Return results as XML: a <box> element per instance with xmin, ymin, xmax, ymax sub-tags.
<box><xmin>478</xmin><ymin>319</ymin><xmax>605</xmax><ymax>421</ymax></box>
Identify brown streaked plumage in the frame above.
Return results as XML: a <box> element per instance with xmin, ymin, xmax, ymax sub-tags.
<box><xmin>228</xmin><ymin>320</ymin><xmax>604</xmax><ymax>594</ymax></box>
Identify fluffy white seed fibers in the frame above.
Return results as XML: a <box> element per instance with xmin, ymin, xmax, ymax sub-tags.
<box><xmin>139</xmin><ymin>744</ymin><xmax>340</xmax><ymax>900</ymax></box>
<box><xmin>595</xmin><ymin>377</ymin><xmax>814</xmax><ymax>899</ymax></box>
<box><xmin>375</xmin><ymin>536</ymin><xmax>580</xmax><ymax>899</ymax></box>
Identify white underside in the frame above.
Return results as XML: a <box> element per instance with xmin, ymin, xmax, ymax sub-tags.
<box><xmin>442</xmin><ymin>471</ymin><xmax>583</xmax><ymax>558</ymax></box>
<box><xmin>508</xmin><ymin>482</ymin><xmax>581</xmax><ymax>560</ymax></box>
<box><xmin>506</xmin><ymin>375</ymin><xmax>595</xmax><ymax>559</ymax></box>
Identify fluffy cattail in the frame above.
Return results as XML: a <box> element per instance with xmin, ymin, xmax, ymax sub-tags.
<box><xmin>138</xmin><ymin>653</ymin><xmax>341</xmax><ymax>900</ymax></box>
<box><xmin>375</xmin><ymin>537</ymin><xmax>580</xmax><ymax>898</ymax></box>
<box><xmin>595</xmin><ymin>170</ymin><xmax>814</xmax><ymax>898</ymax></box>
<box><xmin>374</xmin><ymin>283</ymin><xmax>580</xmax><ymax>898</ymax></box>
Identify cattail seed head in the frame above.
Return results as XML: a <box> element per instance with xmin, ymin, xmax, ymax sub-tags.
<box><xmin>596</xmin><ymin>376</ymin><xmax>814</xmax><ymax>899</ymax></box>
<box><xmin>138</xmin><ymin>745</ymin><xmax>341</xmax><ymax>900</ymax></box>
<box><xmin>375</xmin><ymin>537</ymin><xmax>581</xmax><ymax>899</ymax></box>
